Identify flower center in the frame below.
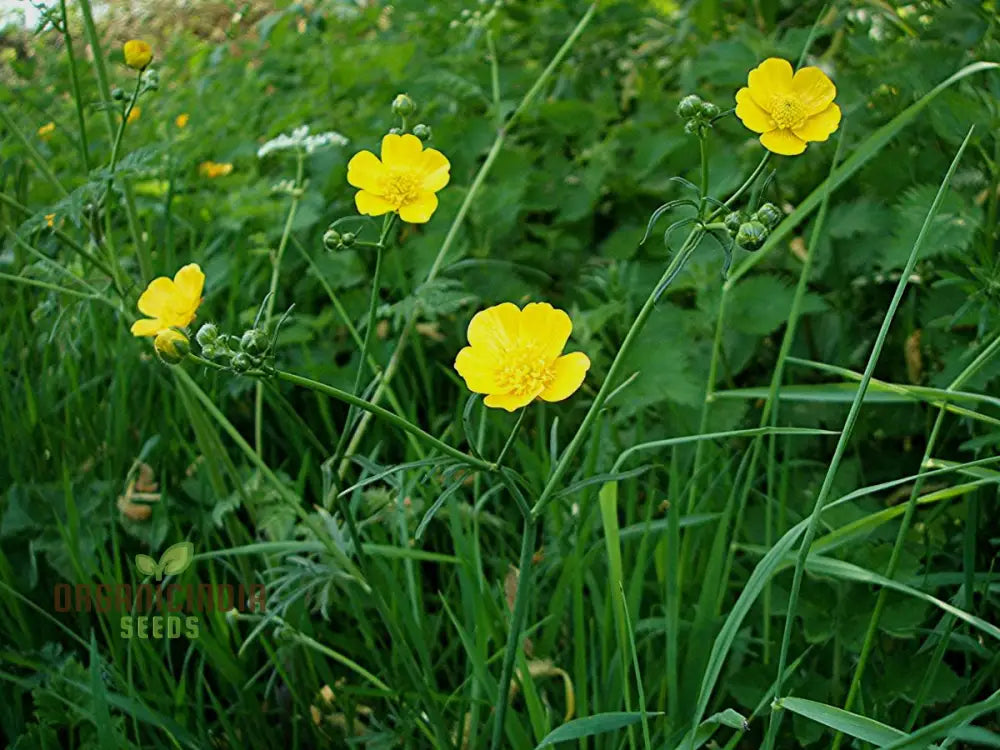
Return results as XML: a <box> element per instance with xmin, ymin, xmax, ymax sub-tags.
<box><xmin>769</xmin><ymin>95</ymin><xmax>806</xmax><ymax>130</ymax></box>
<box><xmin>382</xmin><ymin>169</ymin><xmax>421</xmax><ymax>207</ymax></box>
<box><xmin>495</xmin><ymin>349</ymin><xmax>555</xmax><ymax>397</ymax></box>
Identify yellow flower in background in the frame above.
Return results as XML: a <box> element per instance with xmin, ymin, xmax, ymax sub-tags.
<box><xmin>175</xmin><ymin>113</ymin><xmax>190</xmax><ymax>129</ymax></box>
<box><xmin>153</xmin><ymin>328</ymin><xmax>190</xmax><ymax>364</ymax></box>
<box><xmin>454</xmin><ymin>302</ymin><xmax>591</xmax><ymax>412</ymax></box>
<box><xmin>126</xmin><ymin>106</ymin><xmax>141</xmax><ymax>124</ymax></box>
<box><xmin>735</xmin><ymin>58</ymin><xmax>841</xmax><ymax>156</ymax></box>
<box><xmin>44</xmin><ymin>213</ymin><xmax>55</xmax><ymax>228</ymax></box>
<box><xmin>199</xmin><ymin>161</ymin><xmax>233</xmax><ymax>178</ymax></box>
<box><xmin>37</xmin><ymin>121</ymin><xmax>55</xmax><ymax>140</ymax></box>
<box><xmin>123</xmin><ymin>39</ymin><xmax>153</xmax><ymax>70</ymax></box>
<box><xmin>131</xmin><ymin>263</ymin><xmax>205</xmax><ymax>337</ymax></box>
<box><xmin>347</xmin><ymin>133</ymin><xmax>449</xmax><ymax>224</ymax></box>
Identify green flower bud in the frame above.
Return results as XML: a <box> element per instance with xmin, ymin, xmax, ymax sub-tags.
<box><xmin>755</xmin><ymin>202</ymin><xmax>782</xmax><ymax>229</ymax></box>
<box><xmin>111</xmin><ymin>87</ymin><xmax>126</xmax><ymax>101</ymax></box>
<box><xmin>196</xmin><ymin>322</ymin><xmax>219</xmax><ymax>349</ymax></box>
<box><xmin>412</xmin><ymin>123</ymin><xmax>432</xmax><ymax>141</ymax></box>
<box><xmin>200</xmin><ymin>344</ymin><xmax>219</xmax><ymax>359</ymax></box>
<box><xmin>241</xmin><ymin>329</ymin><xmax>268</xmax><ymax>356</ymax></box>
<box><xmin>339</xmin><ymin>232</ymin><xmax>355</xmax><ymax>247</ymax></box>
<box><xmin>677</xmin><ymin>94</ymin><xmax>703</xmax><ymax>119</ymax></box>
<box><xmin>699</xmin><ymin>101</ymin><xmax>720</xmax><ymax>119</ymax></box>
<box><xmin>736</xmin><ymin>220</ymin><xmax>768</xmax><ymax>251</ymax></box>
<box><xmin>154</xmin><ymin>329</ymin><xmax>189</xmax><ymax>365</ymax></box>
<box><xmin>230</xmin><ymin>352</ymin><xmax>253</xmax><ymax>373</ymax></box>
<box><xmin>683</xmin><ymin>119</ymin><xmax>701</xmax><ymax>136</ymax></box>
<box><xmin>388</xmin><ymin>127</ymin><xmax>402</xmax><ymax>136</ymax></box>
<box><xmin>724</xmin><ymin>211</ymin><xmax>744</xmax><ymax>234</ymax></box>
<box><xmin>322</xmin><ymin>228</ymin><xmax>341</xmax><ymax>251</ymax></box>
<box><xmin>391</xmin><ymin>93</ymin><xmax>416</xmax><ymax>117</ymax></box>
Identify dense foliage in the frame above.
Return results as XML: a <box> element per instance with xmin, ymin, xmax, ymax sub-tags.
<box><xmin>1</xmin><ymin>1</ymin><xmax>999</xmax><ymax>748</ymax></box>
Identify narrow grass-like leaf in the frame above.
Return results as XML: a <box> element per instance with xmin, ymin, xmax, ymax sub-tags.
<box><xmin>534</xmin><ymin>712</ymin><xmax>666</xmax><ymax>748</ymax></box>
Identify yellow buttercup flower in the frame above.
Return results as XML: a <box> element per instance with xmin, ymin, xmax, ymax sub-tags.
<box><xmin>131</xmin><ymin>263</ymin><xmax>205</xmax><ymax>337</ymax></box>
<box><xmin>199</xmin><ymin>161</ymin><xmax>233</xmax><ymax>178</ymax></box>
<box><xmin>454</xmin><ymin>302</ymin><xmax>591</xmax><ymax>412</ymax></box>
<box><xmin>44</xmin><ymin>213</ymin><xmax>55</xmax><ymax>228</ymax></box>
<box><xmin>126</xmin><ymin>105</ymin><xmax>141</xmax><ymax>124</ymax></box>
<box><xmin>123</xmin><ymin>39</ymin><xmax>153</xmax><ymax>70</ymax></box>
<box><xmin>175</xmin><ymin>113</ymin><xmax>190</xmax><ymax>129</ymax></box>
<box><xmin>347</xmin><ymin>133</ymin><xmax>450</xmax><ymax>224</ymax></box>
<box><xmin>37</xmin><ymin>121</ymin><xmax>55</xmax><ymax>140</ymax></box>
<box><xmin>735</xmin><ymin>58</ymin><xmax>841</xmax><ymax>156</ymax></box>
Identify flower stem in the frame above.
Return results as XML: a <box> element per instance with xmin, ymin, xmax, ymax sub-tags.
<box><xmin>496</xmin><ymin>408</ymin><xmax>527</xmax><ymax>466</ymax></box>
<box><xmin>254</xmin><ymin>152</ymin><xmax>305</xmax><ymax>456</ymax></box>
<box><xmin>269</xmin><ymin>367</ymin><xmax>495</xmax><ymax>473</ymax></box>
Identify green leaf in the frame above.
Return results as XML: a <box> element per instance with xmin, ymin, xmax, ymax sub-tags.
<box><xmin>133</xmin><ymin>554</ymin><xmax>156</xmax><ymax>577</ymax></box>
<box><xmin>157</xmin><ymin>541</ymin><xmax>194</xmax><ymax>577</ymax></box>
<box><xmin>672</xmin><ymin>708</ymin><xmax>748</xmax><ymax>750</ymax></box>
<box><xmin>777</xmin><ymin>697</ymin><xmax>906</xmax><ymax>746</ymax></box>
<box><xmin>534</xmin><ymin>712</ymin><xmax>665</xmax><ymax>748</ymax></box>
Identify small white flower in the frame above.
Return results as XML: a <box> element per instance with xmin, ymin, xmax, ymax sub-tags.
<box><xmin>257</xmin><ymin>124</ymin><xmax>348</xmax><ymax>159</ymax></box>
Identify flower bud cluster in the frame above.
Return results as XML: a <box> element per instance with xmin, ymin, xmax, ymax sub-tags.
<box><xmin>389</xmin><ymin>94</ymin><xmax>432</xmax><ymax>141</ymax></box>
<box><xmin>723</xmin><ymin>202</ymin><xmax>782</xmax><ymax>252</ymax></box>
<box><xmin>323</xmin><ymin>225</ymin><xmax>356</xmax><ymax>251</ymax></box>
<box><xmin>196</xmin><ymin>323</ymin><xmax>273</xmax><ymax>373</ymax></box>
<box><xmin>677</xmin><ymin>94</ymin><xmax>720</xmax><ymax>136</ymax></box>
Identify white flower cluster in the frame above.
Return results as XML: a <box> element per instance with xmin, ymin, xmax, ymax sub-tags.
<box><xmin>257</xmin><ymin>125</ymin><xmax>348</xmax><ymax>159</ymax></box>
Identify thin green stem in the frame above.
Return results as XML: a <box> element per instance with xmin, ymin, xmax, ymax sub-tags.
<box><xmin>58</xmin><ymin>0</ymin><xmax>90</xmax><ymax>172</ymax></box>
<box><xmin>108</xmin><ymin>74</ymin><xmax>143</xmax><ymax>177</ymax></box>
<box><xmin>268</xmin><ymin>367</ymin><xmax>495</xmax><ymax>473</ymax></box>
<box><xmin>762</xmin><ymin>128</ymin><xmax>973</xmax><ymax>749</ymax></box>
<box><xmin>255</xmin><ymin>152</ymin><xmax>305</xmax><ymax>456</ymax></box>
<box><xmin>489</xmin><ymin>515</ymin><xmax>538</xmax><ymax>750</ymax></box>
<box><xmin>698</xmin><ymin>134</ymin><xmax>710</xmax><ymax>219</ymax></box>
<box><xmin>496</xmin><ymin>408</ymin><xmax>527</xmax><ymax>466</ymax></box>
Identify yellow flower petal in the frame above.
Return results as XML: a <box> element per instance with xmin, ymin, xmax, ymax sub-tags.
<box><xmin>760</xmin><ymin>128</ymin><xmax>807</xmax><ymax>156</ymax></box>
<box><xmin>380</xmin><ymin>133</ymin><xmax>423</xmax><ymax>167</ymax></box>
<box><xmin>420</xmin><ymin>148</ymin><xmax>451</xmax><ymax>192</ymax></box>
<box><xmin>454</xmin><ymin>347</ymin><xmax>502</xmax><ymax>393</ymax></box>
<box><xmin>398</xmin><ymin>192</ymin><xmax>438</xmax><ymax>223</ymax></box>
<box><xmin>123</xmin><ymin>39</ymin><xmax>153</xmax><ymax>70</ymax></box>
<box><xmin>747</xmin><ymin>57</ymin><xmax>793</xmax><ymax>109</ymax></box>
<box><xmin>173</xmin><ymin>263</ymin><xmax>205</xmax><ymax>310</ymax></box>
<box><xmin>347</xmin><ymin>150</ymin><xmax>385</xmax><ymax>192</ymax></box>
<box><xmin>467</xmin><ymin>302</ymin><xmax>521</xmax><ymax>354</ymax></box>
<box><xmin>540</xmin><ymin>352</ymin><xmax>590</xmax><ymax>402</ymax></box>
<box><xmin>355</xmin><ymin>190</ymin><xmax>395</xmax><ymax>216</ymax></box>
<box><xmin>792</xmin><ymin>66</ymin><xmax>837</xmax><ymax>116</ymax></box>
<box><xmin>519</xmin><ymin>302</ymin><xmax>572</xmax><ymax>362</ymax></box>
<box><xmin>131</xmin><ymin>318</ymin><xmax>164</xmax><ymax>337</ymax></box>
<box><xmin>793</xmin><ymin>102</ymin><xmax>841</xmax><ymax>144</ymax></box>
<box><xmin>735</xmin><ymin>88</ymin><xmax>773</xmax><ymax>134</ymax></box>
<box><xmin>484</xmin><ymin>390</ymin><xmax>541</xmax><ymax>412</ymax></box>
<box><xmin>137</xmin><ymin>277</ymin><xmax>177</xmax><ymax>319</ymax></box>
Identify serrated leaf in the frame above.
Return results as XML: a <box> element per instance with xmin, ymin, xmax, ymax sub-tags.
<box><xmin>157</xmin><ymin>541</ymin><xmax>194</xmax><ymax>576</ymax></box>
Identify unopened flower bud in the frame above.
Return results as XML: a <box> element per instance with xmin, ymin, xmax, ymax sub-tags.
<box><xmin>241</xmin><ymin>329</ymin><xmax>268</xmax><ymax>356</ymax></box>
<box><xmin>322</xmin><ymin>228</ymin><xmax>341</xmax><ymax>250</ymax></box>
<box><xmin>196</xmin><ymin>322</ymin><xmax>219</xmax><ymax>348</ymax></box>
<box><xmin>724</xmin><ymin>211</ymin><xmax>744</xmax><ymax>234</ymax></box>
<box><xmin>736</xmin><ymin>220</ymin><xmax>768</xmax><ymax>251</ymax></box>
<box><xmin>230</xmin><ymin>352</ymin><xmax>253</xmax><ymax>372</ymax></box>
<box><xmin>684</xmin><ymin>119</ymin><xmax>701</xmax><ymax>135</ymax></box>
<box><xmin>699</xmin><ymin>101</ymin><xmax>720</xmax><ymax>119</ymax></box>
<box><xmin>391</xmin><ymin>93</ymin><xmax>416</xmax><ymax>117</ymax></box>
<box><xmin>200</xmin><ymin>344</ymin><xmax>218</xmax><ymax>359</ymax></box>
<box><xmin>677</xmin><ymin>94</ymin><xmax>703</xmax><ymax>119</ymax></box>
<box><xmin>755</xmin><ymin>202</ymin><xmax>782</xmax><ymax>229</ymax></box>
<box><xmin>412</xmin><ymin>123</ymin><xmax>432</xmax><ymax>141</ymax></box>
<box><xmin>339</xmin><ymin>232</ymin><xmax>355</xmax><ymax>247</ymax></box>
<box><xmin>154</xmin><ymin>329</ymin><xmax>189</xmax><ymax>365</ymax></box>
<box><xmin>388</xmin><ymin>127</ymin><xmax>402</xmax><ymax>136</ymax></box>
<box><xmin>111</xmin><ymin>87</ymin><xmax>126</xmax><ymax>101</ymax></box>
<box><xmin>142</xmin><ymin>69</ymin><xmax>159</xmax><ymax>90</ymax></box>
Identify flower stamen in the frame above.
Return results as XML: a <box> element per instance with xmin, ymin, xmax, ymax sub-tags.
<box><xmin>769</xmin><ymin>95</ymin><xmax>806</xmax><ymax>130</ymax></box>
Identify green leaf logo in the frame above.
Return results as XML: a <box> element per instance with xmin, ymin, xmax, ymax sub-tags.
<box><xmin>135</xmin><ymin>542</ymin><xmax>194</xmax><ymax>581</ymax></box>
